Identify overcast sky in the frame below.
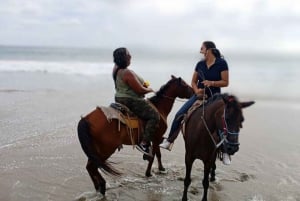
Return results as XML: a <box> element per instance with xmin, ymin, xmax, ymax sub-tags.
<box><xmin>0</xmin><ymin>0</ymin><xmax>299</xmax><ymax>53</ymax></box>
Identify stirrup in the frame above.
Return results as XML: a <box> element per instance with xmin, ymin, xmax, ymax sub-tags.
<box><xmin>159</xmin><ymin>138</ymin><xmax>173</xmax><ymax>151</ymax></box>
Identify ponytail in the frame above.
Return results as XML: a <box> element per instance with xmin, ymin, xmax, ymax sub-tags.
<box><xmin>211</xmin><ymin>48</ymin><xmax>222</xmax><ymax>58</ymax></box>
<box><xmin>112</xmin><ymin>67</ymin><xmax>120</xmax><ymax>83</ymax></box>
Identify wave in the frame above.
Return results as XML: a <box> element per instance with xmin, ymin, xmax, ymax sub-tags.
<box><xmin>0</xmin><ymin>60</ymin><xmax>113</xmax><ymax>76</ymax></box>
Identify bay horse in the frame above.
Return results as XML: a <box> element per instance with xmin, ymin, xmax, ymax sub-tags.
<box><xmin>77</xmin><ymin>75</ymin><xmax>193</xmax><ymax>195</ymax></box>
<box><xmin>181</xmin><ymin>93</ymin><xmax>255</xmax><ymax>201</ymax></box>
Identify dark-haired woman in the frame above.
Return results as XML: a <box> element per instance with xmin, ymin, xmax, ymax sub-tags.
<box><xmin>112</xmin><ymin>47</ymin><xmax>160</xmax><ymax>157</ymax></box>
<box><xmin>159</xmin><ymin>41</ymin><xmax>231</xmax><ymax>165</ymax></box>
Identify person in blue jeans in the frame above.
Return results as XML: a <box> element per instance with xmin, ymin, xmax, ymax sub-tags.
<box><xmin>160</xmin><ymin>41</ymin><xmax>232</xmax><ymax>165</ymax></box>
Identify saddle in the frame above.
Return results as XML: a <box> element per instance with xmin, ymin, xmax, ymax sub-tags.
<box><xmin>97</xmin><ymin>103</ymin><xmax>140</xmax><ymax>130</ymax></box>
<box><xmin>109</xmin><ymin>102</ymin><xmax>140</xmax><ymax>129</ymax></box>
<box><xmin>98</xmin><ymin>102</ymin><xmax>167</xmax><ymax>142</ymax></box>
<box><xmin>181</xmin><ymin>99</ymin><xmax>205</xmax><ymax>137</ymax></box>
<box><xmin>182</xmin><ymin>94</ymin><xmax>222</xmax><ymax>133</ymax></box>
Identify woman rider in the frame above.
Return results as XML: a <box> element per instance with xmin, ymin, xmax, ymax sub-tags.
<box><xmin>159</xmin><ymin>41</ymin><xmax>231</xmax><ymax>165</ymax></box>
<box><xmin>112</xmin><ymin>47</ymin><xmax>160</xmax><ymax>157</ymax></box>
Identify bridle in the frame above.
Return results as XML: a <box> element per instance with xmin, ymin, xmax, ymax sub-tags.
<box><xmin>159</xmin><ymin>93</ymin><xmax>187</xmax><ymax>102</ymax></box>
<box><xmin>201</xmin><ymin>97</ymin><xmax>240</xmax><ymax>149</ymax></box>
<box><xmin>152</xmin><ymin>78</ymin><xmax>193</xmax><ymax>102</ymax></box>
<box><xmin>219</xmin><ymin>106</ymin><xmax>240</xmax><ymax>146</ymax></box>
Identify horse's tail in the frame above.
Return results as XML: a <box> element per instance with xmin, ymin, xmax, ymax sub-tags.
<box><xmin>77</xmin><ymin>117</ymin><xmax>121</xmax><ymax>176</ymax></box>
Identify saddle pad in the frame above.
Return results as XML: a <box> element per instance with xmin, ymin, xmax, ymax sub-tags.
<box><xmin>98</xmin><ymin>106</ymin><xmax>139</xmax><ymax>129</ymax></box>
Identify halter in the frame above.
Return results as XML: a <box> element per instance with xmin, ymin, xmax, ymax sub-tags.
<box><xmin>201</xmin><ymin>98</ymin><xmax>240</xmax><ymax>149</ymax></box>
<box><xmin>219</xmin><ymin>107</ymin><xmax>240</xmax><ymax>146</ymax></box>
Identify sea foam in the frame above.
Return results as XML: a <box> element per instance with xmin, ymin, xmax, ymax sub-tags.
<box><xmin>0</xmin><ymin>60</ymin><xmax>113</xmax><ymax>76</ymax></box>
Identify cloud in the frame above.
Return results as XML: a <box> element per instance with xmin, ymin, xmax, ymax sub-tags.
<box><xmin>0</xmin><ymin>0</ymin><xmax>299</xmax><ymax>53</ymax></box>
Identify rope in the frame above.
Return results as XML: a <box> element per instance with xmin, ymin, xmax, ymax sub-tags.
<box><xmin>201</xmin><ymin>116</ymin><xmax>223</xmax><ymax>149</ymax></box>
<box><xmin>156</xmin><ymin>93</ymin><xmax>188</xmax><ymax>103</ymax></box>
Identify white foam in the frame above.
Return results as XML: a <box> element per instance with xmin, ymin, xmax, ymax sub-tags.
<box><xmin>248</xmin><ymin>194</ymin><xmax>265</xmax><ymax>201</ymax></box>
<box><xmin>0</xmin><ymin>60</ymin><xmax>113</xmax><ymax>76</ymax></box>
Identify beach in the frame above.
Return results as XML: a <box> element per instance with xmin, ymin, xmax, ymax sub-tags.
<box><xmin>1</xmin><ymin>46</ymin><xmax>300</xmax><ymax>201</ymax></box>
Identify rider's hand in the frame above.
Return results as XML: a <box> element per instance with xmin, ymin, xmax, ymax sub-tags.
<box><xmin>195</xmin><ymin>88</ymin><xmax>206</xmax><ymax>99</ymax></box>
<box><xmin>147</xmin><ymin>88</ymin><xmax>155</xmax><ymax>93</ymax></box>
<box><xmin>202</xmin><ymin>80</ymin><xmax>213</xmax><ymax>87</ymax></box>
<box><xmin>195</xmin><ymin>88</ymin><xmax>204</xmax><ymax>96</ymax></box>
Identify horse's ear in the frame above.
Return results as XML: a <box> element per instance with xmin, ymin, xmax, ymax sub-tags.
<box><xmin>171</xmin><ymin>75</ymin><xmax>177</xmax><ymax>79</ymax></box>
<box><xmin>240</xmin><ymin>101</ymin><xmax>255</xmax><ymax>108</ymax></box>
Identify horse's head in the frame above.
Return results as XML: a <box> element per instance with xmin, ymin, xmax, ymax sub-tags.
<box><xmin>148</xmin><ymin>75</ymin><xmax>193</xmax><ymax>115</ymax></box>
<box><xmin>216</xmin><ymin>94</ymin><xmax>255</xmax><ymax>155</ymax></box>
<box><xmin>169</xmin><ymin>75</ymin><xmax>194</xmax><ymax>99</ymax></box>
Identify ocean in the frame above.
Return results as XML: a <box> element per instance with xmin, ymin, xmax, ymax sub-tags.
<box><xmin>0</xmin><ymin>45</ymin><xmax>299</xmax><ymax>201</ymax></box>
<box><xmin>1</xmin><ymin>45</ymin><xmax>299</xmax><ymax>100</ymax></box>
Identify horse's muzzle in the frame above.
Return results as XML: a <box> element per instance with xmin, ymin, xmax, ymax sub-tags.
<box><xmin>227</xmin><ymin>143</ymin><xmax>239</xmax><ymax>155</ymax></box>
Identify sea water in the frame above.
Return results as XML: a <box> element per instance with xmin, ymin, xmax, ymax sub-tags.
<box><xmin>1</xmin><ymin>45</ymin><xmax>300</xmax><ymax>201</ymax></box>
<box><xmin>1</xmin><ymin>45</ymin><xmax>299</xmax><ymax>100</ymax></box>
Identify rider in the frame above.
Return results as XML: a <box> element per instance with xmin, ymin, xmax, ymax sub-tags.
<box><xmin>112</xmin><ymin>47</ymin><xmax>160</xmax><ymax>157</ymax></box>
<box><xmin>159</xmin><ymin>41</ymin><xmax>232</xmax><ymax>165</ymax></box>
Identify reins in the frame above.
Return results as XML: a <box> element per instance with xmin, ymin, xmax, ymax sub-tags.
<box><xmin>158</xmin><ymin>93</ymin><xmax>188</xmax><ymax>102</ymax></box>
<box><xmin>200</xmin><ymin>91</ymin><xmax>226</xmax><ymax>149</ymax></box>
<box><xmin>200</xmin><ymin>93</ymin><xmax>240</xmax><ymax>150</ymax></box>
<box><xmin>201</xmin><ymin>115</ymin><xmax>225</xmax><ymax>148</ymax></box>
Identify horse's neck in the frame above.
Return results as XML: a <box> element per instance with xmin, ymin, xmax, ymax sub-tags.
<box><xmin>202</xmin><ymin>99</ymin><xmax>224</xmax><ymax>128</ymax></box>
<box><xmin>152</xmin><ymin>96</ymin><xmax>175</xmax><ymax>118</ymax></box>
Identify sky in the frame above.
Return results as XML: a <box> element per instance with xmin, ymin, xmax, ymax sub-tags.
<box><xmin>0</xmin><ymin>0</ymin><xmax>299</xmax><ymax>53</ymax></box>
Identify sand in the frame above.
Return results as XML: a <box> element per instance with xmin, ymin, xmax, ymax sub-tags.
<box><xmin>1</xmin><ymin>72</ymin><xmax>300</xmax><ymax>201</ymax></box>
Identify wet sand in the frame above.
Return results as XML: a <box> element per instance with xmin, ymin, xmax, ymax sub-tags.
<box><xmin>1</xmin><ymin>73</ymin><xmax>300</xmax><ymax>201</ymax></box>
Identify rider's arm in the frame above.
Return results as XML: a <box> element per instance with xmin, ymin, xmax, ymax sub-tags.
<box><xmin>191</xmin><ymin>71</ymin><xmax>204</xmax><ymax>96</ymax></box>
<box><xmin>123</xmin><ymin>70</ymin><xmax>153</xmax><ymax>95</ymax></box>
<box><xmin>214</xmin><ymin>70</ymin><xmax>229</xmax><ymax>87</ymax></box>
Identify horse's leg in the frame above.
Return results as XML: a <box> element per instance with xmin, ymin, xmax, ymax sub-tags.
<box><xmin>210</xmin><ymin>153</ymin><xmax>217</xmax><ymax>182</ymax></box>
<box><xmin>210</xmin><ymin>161</ymin><xmax>216</xmax><ymax>182</ymax></box>
<box><xmin>182</xmin><ymin>154</ymin><xmax>195</xmax><ymax>201</ymax></box>
<box><xmin>201</xmin><ymin>162</ymin><xmax>211</xmax><ymax>201</ymax></box>
<box><xmin>145</xmin><ymin>155</ymin><xmax>154</xmax><ymax>177</ymax></box>
<box><xmin>86</xmin><ymin>159</ymin><xmax>106</xmax><ymax>195</ymax></box>
<box><xmin>156</xmin><ymin>146</ymin><xmax>165</xmax><ymax>172</ymax></box>
<box><xmin>145</xmin><ymin>144</ymin><xmax>159</xmax><ymax>177</ymax></box>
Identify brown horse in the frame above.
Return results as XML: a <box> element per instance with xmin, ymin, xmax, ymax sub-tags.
<box><xmin>77</xmin><ymin>75</ymin><xmax>193</xmax><ymax>195</ymax></box>
<box><xmin>181</xmin><ymin>93</ymin><xmax>255</xmax><ymax>201</ymax></box>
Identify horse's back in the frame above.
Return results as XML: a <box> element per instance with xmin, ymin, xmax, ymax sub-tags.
<box><xmin>85</xmin><ymin>107</ymin><xmax>107</xmax><ymax>127</ymax></box>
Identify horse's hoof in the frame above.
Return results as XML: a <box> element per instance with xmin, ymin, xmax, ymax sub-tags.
<box><xmin>159</xmin><ymin>167</ymin><xmax>168</xmax><ymax>174</ymax></box>
<box><xmin>145</xmin><ymin>172</ymin><xmax>152</xmax><ymax>177</ymax></box>
<box><xmin>98</xmin><ymin>182</ymin><xmax>106</xmax><ymax>195</ymax></box>
<box><xmin>159</xmin><ymin>167</ymin><xmax>166</xmax><ymax>172</ymax></box>
<box><xmin>210</xmin><ymin>177</ymin><xmax>216</xmax><ymax>182</ymax></box>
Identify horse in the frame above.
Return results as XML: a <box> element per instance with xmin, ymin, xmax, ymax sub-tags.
<box><xmin>181</xmin><ymin>93</ymin><xmax>255</xmax><ymax>201</ymax></box>
<box><xmin>77</xmin><ymin>75</ymin><xmax>194</xmax><ymax>195</ymax></box>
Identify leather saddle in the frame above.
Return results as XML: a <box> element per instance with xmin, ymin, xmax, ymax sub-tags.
<box><xmin>110</xmin><ymin>102</ymin><xmax>141</xmax><ymax>129</ymax></box>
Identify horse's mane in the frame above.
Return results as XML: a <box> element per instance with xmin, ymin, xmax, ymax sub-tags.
<box><xmin>201</xmin><ymin>93</ymin><xmax>224</xmax><ymax>108</ymax></box>
<box><xmin>203</xmin><ymin>93</ymin><xmax>239</xmax><ymax>108</ymax></box>
<box><xmin>148</xmin><ymin>78</ymin><xmax>178</xmax><ymax>104</ymax></box>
